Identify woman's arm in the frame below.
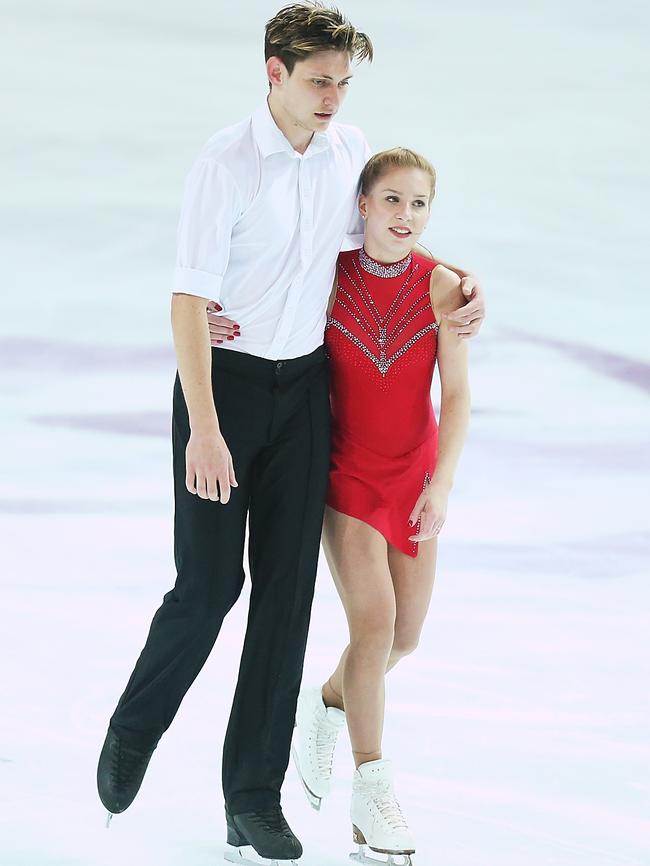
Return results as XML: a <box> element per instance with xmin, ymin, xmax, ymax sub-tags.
<box><xmin>429</xmin><ymin>265</ymin><xmax>471</xmax><ymax>491</ymax></box>
<box><xmin>408</xmin><ymin>265</ymin><xmax>471</xmax><ymax>540</ymax></box>
<box><xmin>414</xmin><ymin>243</ymin><xmax>485</xmax><ymax>338</ymax></box>
<box><xmin>326</xmin><ymin>270</ymin><xmax>338</xmax><ymax>316</ymax></box>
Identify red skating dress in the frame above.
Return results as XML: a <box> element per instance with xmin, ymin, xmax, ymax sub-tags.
<box><xmin>324</xmin><ymin>247</ymin><xmax>440</xmax><ymax>558</ymax></box>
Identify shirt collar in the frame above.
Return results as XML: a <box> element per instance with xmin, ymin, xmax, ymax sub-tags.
<box><xmin>252</xmin><ymin>98</ymin><xmax>332</xmax><ymax>160</ymax></box>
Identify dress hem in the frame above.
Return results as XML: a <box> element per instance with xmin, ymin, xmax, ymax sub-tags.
<box><xmin>324</xmin><ymin>501</ymin><xmax>418</xmax><ymax>559</ymax></box>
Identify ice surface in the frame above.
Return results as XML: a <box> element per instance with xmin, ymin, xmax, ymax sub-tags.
<box><xmin>1</xmin><ymin>1</ymin><xmax>649</xmax><ymax>864</ymax></box>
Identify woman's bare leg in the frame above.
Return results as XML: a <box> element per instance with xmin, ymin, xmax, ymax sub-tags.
<box><xmin>322</xmin><ymin>536</ymin><xmax>438</xmax><ymax>707</ymax></box>
<box><xmin>321</xmin><ymin>506</ymin><xmax>395</xmax><ymax>767</ymax></box>
<box><xmin>386</xmin><ymin>537</ymin><xmax>438</xmax><ymax>671</ymax></box>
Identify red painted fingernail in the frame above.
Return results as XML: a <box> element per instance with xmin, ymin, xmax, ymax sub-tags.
<box><xmin>217</xmin><ymin>340</ymin><xmax>223</xmax><ymax>344</ymax></box>
<box><xmin>234</xmin><ymin>331</ymin><xmax>241</xmax><ymax>336</ymax></box>
<box><xmin>227</xmin><ymin>336</ymin><xmax>234</xmax><ymax>340</ymax></box>
<box><xmin>408</xmin><ymin>520</ymin><xmax>414</xmax><ymax>527</ymax></box>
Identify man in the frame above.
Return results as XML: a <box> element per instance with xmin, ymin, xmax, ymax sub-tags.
<box><xmin>97</xmin><ymin>4</ymin><xmax>485</xmax><ymax>864</ymax></box>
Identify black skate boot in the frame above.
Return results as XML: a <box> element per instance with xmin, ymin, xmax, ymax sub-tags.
<box><xmin>225</xmin><ymin>805</ymin><xmax>303</xmax><ymax>863</ymax></box>
<box><xmin>97</xmin><ymin>726</ymin><xmax>157</xmax><ymax>825</ymax></box>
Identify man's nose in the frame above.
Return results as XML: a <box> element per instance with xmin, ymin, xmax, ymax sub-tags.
<box><xmin>324</xmin><ymin>89</ymin><xmax>340</xmax><ymax>110</ymax></box>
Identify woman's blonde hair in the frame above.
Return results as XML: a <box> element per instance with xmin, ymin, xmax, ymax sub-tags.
<box><xmin>359</xmin><ymin>148</ymin><xmax>436</xmax><ymax>199</ymax></box>
<box><xmin>265</xmin><ymin>2</ymin><xmax>373</xmax><ymax>75</ymax></box>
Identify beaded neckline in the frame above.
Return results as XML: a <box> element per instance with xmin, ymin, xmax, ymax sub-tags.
<box><xmin>358</xmin><ymin>246</ymin><xmax>412</xmax><ymax>279</ymax></box>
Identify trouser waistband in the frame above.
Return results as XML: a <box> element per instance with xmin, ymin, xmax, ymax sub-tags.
<box><xmin>211</xmin><ymin>344</ymin><xmax>327</xmax><ymax>384</ymax></box>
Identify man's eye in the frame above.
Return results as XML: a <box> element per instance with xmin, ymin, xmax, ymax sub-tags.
<box><xmin>339</xmin><ymin>80</ymin><xmax>350</xmax><ymax>88</ymax></box>
<box><xmin>313</xmin><ymin>80</ymin><xmax>326</xmax><ymax>86</ymax></box>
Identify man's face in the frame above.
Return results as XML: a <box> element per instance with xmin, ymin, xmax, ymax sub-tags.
<box><xmin>270</xmin><ymin>50</ymin><xmax>353</xmax><ymax>134</ymax></box>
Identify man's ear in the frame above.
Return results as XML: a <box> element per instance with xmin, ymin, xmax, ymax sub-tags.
<box><xmin>266</xmin><ymin>56</ymin><xmax>286</xmax><ymax>89</ymax></box>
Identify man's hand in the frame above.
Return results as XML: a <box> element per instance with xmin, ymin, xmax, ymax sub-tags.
<box><xmin>444</xmin><ymin>275</ymin><xmax>485</xmax><ymax>338</ymax></box>
<box><xmin>206</xmin><ymin>301</ymin><xmax>241</xmax><ymax>347</ymax></box>
<box><xmin>185</xmin><ymin>425</ymin><xmax>238</xmax><ymax>503</ymax></box>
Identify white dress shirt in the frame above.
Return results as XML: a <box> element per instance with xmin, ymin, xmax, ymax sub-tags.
<box><xmin>172</xmin><ymin>99</ymin><xmax>371</xmax><ymax>360</ymax></box>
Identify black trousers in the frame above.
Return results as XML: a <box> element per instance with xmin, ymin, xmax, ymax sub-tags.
<box><xmin>110</xmin><ymin>345</ymin><xmax>331</xmax><ymax>813</ymax></box>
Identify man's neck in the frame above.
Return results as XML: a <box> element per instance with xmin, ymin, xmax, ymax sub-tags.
<box><xmin>266</xmin><ymin>94</ymin><xmax>315</xmax><ymax>155</ymax></box>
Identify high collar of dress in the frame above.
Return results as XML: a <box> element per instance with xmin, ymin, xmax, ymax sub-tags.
<box><xmin>252</xmin><ymin>99</ymin><xmax>332</xmax><ymax>160</ymax></box>
<box><xmin>359</xmin><ymin>246</ymin><xmax>413</xmax><ymax>278</ymax></box>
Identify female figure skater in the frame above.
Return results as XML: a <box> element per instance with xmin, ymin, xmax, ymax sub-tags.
<box><xmin>290</xmin><ymin>147</ymin><xmax>471</xmax><ymax>865</ymax></box>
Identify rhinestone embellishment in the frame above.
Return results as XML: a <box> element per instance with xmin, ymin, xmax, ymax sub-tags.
<box><xmin>412</xmin><ymin>470</ymin><xmax>432</xmax><ymax>553</ymax></box>
<box><xmin>326</xmin><ymin>319</ymin><xmax>438</xmax><ymax>376</ymax></box>
<box><xmin>327</xmin><ymin>253</ymin><xmax>439</xmax><ymax>376</ymax></box>
<box><xmin>359</xmin><ymin>246</ymin><xmax>412</xmax><ymax>278</ymax></box>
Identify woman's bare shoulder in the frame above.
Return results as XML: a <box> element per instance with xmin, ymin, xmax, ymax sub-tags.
<box><xmin>429</xmin><ymin>265</ymin><xmax>463</xmax><ymax>320</ymax></box>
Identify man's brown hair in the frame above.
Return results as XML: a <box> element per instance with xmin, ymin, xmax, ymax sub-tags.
<box><xmin>265</xmin><ymin>2</ymin><xmax>373</xmax><ymax>75</ymax></box>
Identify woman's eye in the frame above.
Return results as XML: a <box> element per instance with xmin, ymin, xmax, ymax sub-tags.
<box><xmin>386</xmin><ymin>196</ymin><xmax>398</xmax><ymax>203</ymax></box>
<box><xmin>414</xmin><ymin>200</ymin><xmax>425</xmax><ymax>207</ymax></box>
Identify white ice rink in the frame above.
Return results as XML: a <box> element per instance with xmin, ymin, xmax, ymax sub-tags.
<box><xmin>2</xmin><ymin>1</ymin><xmax>649</xmax><ymax>864</ymax></box>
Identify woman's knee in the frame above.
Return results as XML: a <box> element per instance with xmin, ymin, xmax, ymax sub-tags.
<box><xmin>391</xmin><ymin>630</ymin><xmax>420</xmax><ymax>659</ymax></box>
<box><xmin>349</xmin><ymin>611</ymin><xmax>395</xmax><ymax>657</ymax></box>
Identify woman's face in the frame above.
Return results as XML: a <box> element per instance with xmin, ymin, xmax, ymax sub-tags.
<box><xmin>359</xmin><ymin>166</ymin><xmax>432</xmax><ymax>259</ymax></box>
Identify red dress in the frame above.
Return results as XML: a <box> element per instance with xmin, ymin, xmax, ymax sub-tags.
<box><xmin>324</xmin><ymin>247</ymin><xmax>440</xmax><ymax>557</ymax></box>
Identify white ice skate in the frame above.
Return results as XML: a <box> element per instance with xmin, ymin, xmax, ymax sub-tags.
<box><xmin>349</xmin><ymin>759</ymin><xmax>415</xmax><ymax>866</ymax></box>
<box><xmin>291</xmin><ymin>686</ymin><xmax>346</xmax><ymax>810</ymax></box>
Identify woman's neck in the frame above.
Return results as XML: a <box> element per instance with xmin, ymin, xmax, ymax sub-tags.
<box><xmin>362</xmin><ymin>237</ymin><xmax>413</xmax><ymax>265</ymax></box>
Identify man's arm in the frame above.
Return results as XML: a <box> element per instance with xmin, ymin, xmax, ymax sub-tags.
<box><xmin>414</xmin><ymin>243</ymin><xmax>486</xmax><ymax>339</ymax></box>
<box><xmin>171</xmin><ymin>293</ymin><xmax>237</xmax><ymax>503</ymax></box>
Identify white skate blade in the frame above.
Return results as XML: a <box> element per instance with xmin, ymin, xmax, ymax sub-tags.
<box><xmin>224</xmin><ymin>843</ymin><xmax>299</xmax><ymax>865</ymax></box>
<box><xmin>290</xmin><ymin>742</ymin><xmax>322</xmax><ymax>811</ymax></box>
<box><xmin>349</xmin><ymin>845</ymin><xmax>413</xmax><ymax>866</ymax></box>
<box><xmin>105</xmin><ymin>811</ymin><xmax>113</xmax><ymax>829</ymax></box>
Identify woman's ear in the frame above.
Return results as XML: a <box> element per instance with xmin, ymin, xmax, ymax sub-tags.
<box><xmin>358</xmin><ymin>195</ymin><xmax>367</xmax><ymax>220</ymax></box>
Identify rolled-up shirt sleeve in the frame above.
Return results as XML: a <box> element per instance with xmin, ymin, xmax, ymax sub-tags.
<box><xmin>172</xmin><ymin>158</ymin><xmax>241</xmax><ymax>301</ymax></box>
<box><xmin>342</xmin><ymin>134</ymin><xmax>373</xmax><ymax>250</ymax></box>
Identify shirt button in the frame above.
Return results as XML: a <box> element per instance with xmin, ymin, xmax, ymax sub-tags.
<box><xmin>276</xmin><ymin>361</ymin><xmax>284</xmax><ymax>369</ymax></box>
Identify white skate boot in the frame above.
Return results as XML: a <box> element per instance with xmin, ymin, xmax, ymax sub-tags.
<box><xmin>291</xmin><ymin>686</ymin><xmax>345</xmax><ymax>810</ymax></box>
<box><xmin>349</xmin><ymin>759</ymin><xmax>416</xmax><ymax>865</ymax></box>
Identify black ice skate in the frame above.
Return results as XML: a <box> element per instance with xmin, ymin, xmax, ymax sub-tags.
<box><xmin>224</xmin><ymin>806</ymin><xmax>303</xmax><ymax>865</ymax></box>
<box><xmin>97</xmin><ymin>726</ymin><xmax>157</xmax><ymax>826</ymax></box>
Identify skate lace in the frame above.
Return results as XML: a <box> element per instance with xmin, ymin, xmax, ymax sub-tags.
<box><xmin>368</xmin><ymin>781</ymin><xmax>409</xmax><ymax>831</ymax></box>
<box><xmin>111</xmin><ymin>741</ymin><xmax>153</xmax><ymax>788</ymax></box>
<box><xmin>245</xmin><ymin>808</ymin><xmax>292</xmax><ymax>837</ymax></box>
<box><xmin>314</xmin><ymin>723</ymin><xmax>338</xmax><ymax>774</ymax></box>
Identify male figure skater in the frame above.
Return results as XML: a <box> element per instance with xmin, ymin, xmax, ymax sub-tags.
<box><xmin>97</xmin><ymin>3</ymin><xmax>485</xmax><ymax>864</ymax></box>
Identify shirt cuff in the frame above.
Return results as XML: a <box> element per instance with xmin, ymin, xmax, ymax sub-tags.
<box><xmin>172</xmin><ymin>266</ymin><xmax>224</xmax><ymax>300</ymax></box>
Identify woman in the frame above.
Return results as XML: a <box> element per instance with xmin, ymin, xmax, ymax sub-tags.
<box><xmin>211</xmin><ymin>148</ymin><xmax>470</xmax><ymax>865</ymax></box>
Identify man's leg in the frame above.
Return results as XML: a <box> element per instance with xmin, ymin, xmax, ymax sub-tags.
<box><xmin>109</xmin><ymin>371</ymin><xmax>256</xmax><ymax>744</ymax></box>
<box><xmin>222</xmin><ymin>356</ymin><xmax>331</xmax><ymax>813</ymax></box>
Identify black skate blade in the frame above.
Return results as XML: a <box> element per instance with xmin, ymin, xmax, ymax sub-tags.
<box><xmin>224</xmin><ymin>843</ymin><xmax>299</xmax><ymax>865</ymax></box>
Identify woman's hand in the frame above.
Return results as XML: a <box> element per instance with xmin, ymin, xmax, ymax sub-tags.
<box><xmin>444</xmin><ymin>275</ymin><xmax>485</xmax><ymax>338</ymax></box>
<box><xmin>206</xmin><ymin>301</ymin><xmax>241</xmax><ymax>347</ymax></box>
<box><xmin>407</xmin><ymin>481</ymin><xmax>449</xmax><ymax>542</ymax></box>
